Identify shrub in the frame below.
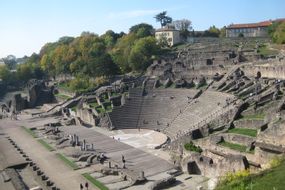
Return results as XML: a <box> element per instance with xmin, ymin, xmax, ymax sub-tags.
<box><xmin>184</xmin><ymin>141</ymin><xmax>203</xmax><ymax>153</ymax></box>
<box><xmin>270</xmin><ymin>156</ymin><xmax>284</xmax><ymax>168</ymax></box>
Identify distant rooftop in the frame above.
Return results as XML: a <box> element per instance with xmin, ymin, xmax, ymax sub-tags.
<box><xmin>227</xmin><ymin>18</ymin><xmax>285</xmax><ymax>29</ymax></box>
<box><xmin>156</xmin><ymin>25</ymin><xmax>178</xmax><ymax>32</ymax></box>
<box><xmin>227</xmin><ymin>21</ymin><xmax>272</xmax><ymax>29</ymax></box>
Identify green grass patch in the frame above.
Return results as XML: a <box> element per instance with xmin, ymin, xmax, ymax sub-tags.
<box><xmin>57</xmin><ymin>82</ymin><xmax>74</xmax><ymax>92</ymax></box>
<box><xmin>104</xmin><ymin>104</ymin><xmax>113</xmax><ymax>113</ymax></box>
<box><xmin>56</xmin><ymin>153</ymin><xmax>79</xmax><ymax>170</ymax></box>
<box><xmin>111</xmin><ymin>92</ymin><xmax>120</xmax><ymax>97</ymax></box>
<box><xmin>227</xmin><ymin>128</ymin><xmax>257</xmax><ymax>137</ymax></box>
<box><xmin>82</xmin><ymin>173</ymin><xmax>109</xmax><ymax>190</ymax></box>
<box><xmin>96</xmin><ymin>106</ymin><xmax>105</xmax><ymax>114</ymax></box>
<box><xmin>37</xmin><ymin>139</ymin><xmax>55</xmax><ymax>151</ymax></box>
<box><xmin>257</xmin><ymin>45</ymin><xmax>279</xmax><ymax>57</ymax></box>
<box><xmin>89</xmin><ymin>101</ymin><xmax>99</xmax><ymax>108</ymax></box>
<box><xmin>215</xmin><ymin>158</ymin><xmax>285</xmax><ymax>190</ymax></box>
<box><xmin>239</xmin><ymin>113</ymin><xmax>265</xmax><ymax>121</ymax></box>
<box><xmin>218</xmin><ymin>141</ymin><xmax>248</xmax><ymax>153</ymax></box>
<box><xmin>54</xmin><ymin>93</ymin><xmax>71</xmax><ymax>100</ymax></box>
<box><xmin>21</xmin><ymin>126</ymin><xmax>37</xmax><ymax>138</ymax></box>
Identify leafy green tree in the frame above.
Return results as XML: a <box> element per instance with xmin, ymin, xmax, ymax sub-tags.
<box><xmin>16</xmin><ymin>63</ymin><xmax>34</xmax><ymax>82</ymax></box>
<box><xmin>69</xmin><ymin>75</ymin><xmax>92</xmax><ymax>91</ymax></box>
<box><xmin>58</xmin><ymin>36</ymin><xmax>75</xmax><ymax>45</ymax></box>
<box><xmin>3</xmin><ymin>55</ymin><xmax>17</xmax><ymax>70</ymax></box>
<box><xmin>219</xmin><ymin>26</ymin><xmax>226</xmax><ymax>37</ymax></box>
<box><xmin>111</xmin><ymin>33</ymin><xmax>137</xmax><ymax>72</ymax></box>
<box><xmin>129</xmin><ymin>36</ymin><xmax>160</xmax><ymax>71</ymax></box>
<box><xmin>100</xmin><ymin>30</ymin><xmax>122</xmax><ymax>49</ymax></box>
<box><xmin>269</xmin><ymin>22</ymin><xmax>285</xmax><ymax>44</ymax></box>
<box><xmin>0</xmin><ymin>65</ymin><xmax>12</xmax><ymax>82</ymax></box>
<box><xmin>129</xmin><ymin>23</ymin><xmax>154</xmax><ymax>38</ymax></box>
<box><xmin>204</xmin><ymin>25</ymin><xmax>220</xmax><ymax>37</ymax></box>
<box><xmin>154</xmin><ymin>11</ymin><xmax>172</xmax><ymax>27</ymax></box>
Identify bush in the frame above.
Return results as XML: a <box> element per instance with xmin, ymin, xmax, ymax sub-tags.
<box><xmin>184</xmin><ymin>141</ymin><xmax>203</xmax><ymax>153</ymax></box>
<box><xmin>221</xmin><ymin>170</ymin><xmax>250</xmax><ymax>184</ymax></box>
<box><xmin>270</xmin><ymin>156</ymin><xmax>284</xmax><ymax>168</ymax></box>
<box><xmin>94</xmin><ymin>76</ymin><xmax>108</xmax><ymax>86</ymax></box>
<box><xmin>269</xmin><ymin>22</ymin><xmax>285</xmax><ymax>44</ymax></box>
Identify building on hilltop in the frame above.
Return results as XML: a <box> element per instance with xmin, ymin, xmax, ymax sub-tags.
<box><xmin>226</xmin><ymin>21</ymin><xmax>272</xmax><ymax>38</ymax></box>
<box><xmin>226</xmin><ymin>18</ymin><xmax>285</xmax><ymax>38</ymax></box>
<box><xmin>155</xmin><ymin>25</ymin><xmax>181</xmax><ymax>46</ymax></box>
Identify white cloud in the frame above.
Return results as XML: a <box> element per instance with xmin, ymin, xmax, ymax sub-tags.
<box><xmin>107</xmin><ymin>9</ymin><xmax>162</xmax><ymax>20</ymax></box>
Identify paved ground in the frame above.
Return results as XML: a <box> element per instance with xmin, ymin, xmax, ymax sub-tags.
<box><xmin>111</xmin><ymin>129</ymin><xmax>168</xmax><ymax>149</ymax></box>
<box><xmin>0</xmin><ymin>112</ymin><xmax>209</xmax><ymax>190</ymax></box>
<box><xmin>0</xmin><ymin>117</ymin><xmax>98</xmax><ymax>190</ymax></box>
<box><xmin>60</xmin><ymin>125</ymin><xmax>175</xmax><ymax>177</ymax></box>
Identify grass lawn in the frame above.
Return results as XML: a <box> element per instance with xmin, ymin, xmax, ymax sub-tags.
<box><xmin>89</xmin><ymin>101</ymin><xmax>99</xmax><ymax>108</ymax></box>
<box><xmin>82</xmin><ymin>173</ymin><xmax>109</xmax><ymax>190</ymax></box>
<box><xmin>227</xmin><ymin>128</ymin><xmax>257</xmax><ymax>137</ymax></box>
<box><xmin>21</xmin><ymin>126</ymin><xmax>37</xmax><ymax>138</ymax></box>
<box><xmin>54</xmin><ymin>93</ymin><xmax>71</xmax><ymax>100</ymax></box>
<box><xmin>218</xmin><ymin>141</ymin><xmax>248</xmax><ymax>153</ymax></box>
<box><xmin>57</xmin><ymin>82</ymin><xmax>73</xmax><ymax>92</ymax></box>
<box><xmin>239</xmin><ymin>113</ymin><xmax>265</xmax><ymax>121</ymax></box>
<box><xmin>216</xmin><ymin>159</ymin><xmax>285</xmax><ymax>190</ymax></box>
<box><xmin>258</xmin><ymin>45</ymin><xmax>279</xmax><ymax>57</ymax></box>
<box><xmin>37</xmin><ymin>139</ymin><xmax>55</xmax><ymax>151</ymax></box>
<box><xmin>111</xmin><ymin>92</ymin><xmax>120</xmax><ymax>97</ymax></box>
<box><xmin>56</xmin><ymin>153</ymin><xmax>79</xmax><ymax>170</ymax></box>
<box><xmin>96</xmin><ymin>106</ymin><xmax>105</xmax><ymax>114</ymax></box>
<box><xmin>105</xmin><ymin>105</ymin><xmax>113</xmax><ymax>113</ymax></box>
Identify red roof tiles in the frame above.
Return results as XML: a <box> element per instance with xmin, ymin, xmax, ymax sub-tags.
<box><xmin>227</xmin><ymin>21</ymin><xmax>272</xmax><ymax>29</ymax></box>
<box><xmin>227</xmin><ymin>18</ymin><xmax>285</xmax><ymax>29</ymax></box>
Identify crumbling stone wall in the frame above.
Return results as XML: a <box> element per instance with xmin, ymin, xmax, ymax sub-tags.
<box><xmin>76</xmin><ymin>108</ymin><xmax>98</xmax><ymax>126</ymax></box>
<box><xmin>242</xmin><ymin>61</ymin><xmax>285</xmax><ymax>79</ymax></box>
<box><xmin>181</xmin><ymin>153</ymin><xmax>249</xmax><ymax>178</ymax></box>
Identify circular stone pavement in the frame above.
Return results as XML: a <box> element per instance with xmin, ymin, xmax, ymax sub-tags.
<box><xmin>111</xmin><ymin>129</ymin><xmax>168</xmax><ymax>149</ymax></box>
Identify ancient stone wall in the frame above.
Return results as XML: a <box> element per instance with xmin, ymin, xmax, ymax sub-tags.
<box><xmin>76</xmin><ymin>108</ymin><xmax>98</xmax><ymax>126</ymax></box>
<box><xmin>181</xmin><ymin>153</ymin><xmax>249</xmax><ymax>178</ymax></box>
<box><xmin>243</xmin><ymin>61</ymin><xmax>285</xmax><ymax>79</ymax></box>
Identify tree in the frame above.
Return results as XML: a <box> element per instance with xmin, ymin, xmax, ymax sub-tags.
<box><xmin>129</xmin><ymin>36</ymin><xmax>161</xmax><ymax>71</ymax></box>
<box><xmin>100</xmin><ymin>30</ymin><xmax>122</xmax><ymax>49</ymax></box>
<box><xmin>154</xmin><ymin>11</ymin><xmax>172</xmax><ymax>27</ymax></box>
<box><xmin>3</xmin><ymin>55</ymin><xmax>17</xmax><ymax>70</ymax></box>
<box><xmin>173</xmin><ymin>19</ymin><xmax>192</xmax><ymax>31</ymax></box>
<box><xmin>0</xmin><ymin>65</ymin><xmax>12</xmax><ymax>82</ymax></box>
<box><xmin>219</xmin><ymin>26</ymin><xmax>226</xmax><ymax>37</ymax></box>
<box><xmin>16</xmin><ymin>63</ymin><xmax>33</xmax><ymax>82</ymax></box>
<box><xmin>173</xmin><ymin>19</ymin><xmax>192</xmax><ymax>40</ymax></box>
<box><xmin>111</xmin><ymin>33</ymin><xmax>137</xmax><ymax>72</ymax></box>
<box><xmin>269</xmin><ymin>22</ymin><xmax>285</xmax><ymax>44</ymax></box>
<box><xmin>129</xmin><ymin>23</ymin><xmax>154</xmax><ymax>38</ymax></box>
<box><xmin>204</xmin><ymin>25</ymin><xmax>220</xmax><ymax>37</ymax></box>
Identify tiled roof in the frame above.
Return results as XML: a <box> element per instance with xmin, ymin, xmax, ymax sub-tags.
<box><xmin>227</xmin><ymin>18</ymin><xmax>285</xmax><ymax>29</ymax></box>
<box><xmin>227</xmin><ymin>21</ymin><xmax>272</xmax><ymax>29</ymax></box>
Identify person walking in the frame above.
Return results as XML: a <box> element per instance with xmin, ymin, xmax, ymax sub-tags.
<box><xmin>85</xmin><ymin>182</ymin><xmax>89</xmax><ymax>190</ymax></box>
<box><xmin>80</xmin><ymin>183</ymin><xmax>83</xmax><ymax>190</ymax></box>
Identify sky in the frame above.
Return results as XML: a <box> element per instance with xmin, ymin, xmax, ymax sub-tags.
<box><xmin>0</xmin><ymin>0</ymin><xmax>284</xmax><ymax>58</ymax></box>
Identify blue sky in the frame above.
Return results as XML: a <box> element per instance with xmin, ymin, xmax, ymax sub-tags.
<box><xmin>0</xmin><ymin>0</ymin><xmax>284</xmax><ymax>58</ymax></box>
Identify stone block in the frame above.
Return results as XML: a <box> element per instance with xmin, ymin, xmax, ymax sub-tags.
<box><xmin>37</xmin><ymin>170</ymin><xmax>43</xmax><ymax>176</ymax></box>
